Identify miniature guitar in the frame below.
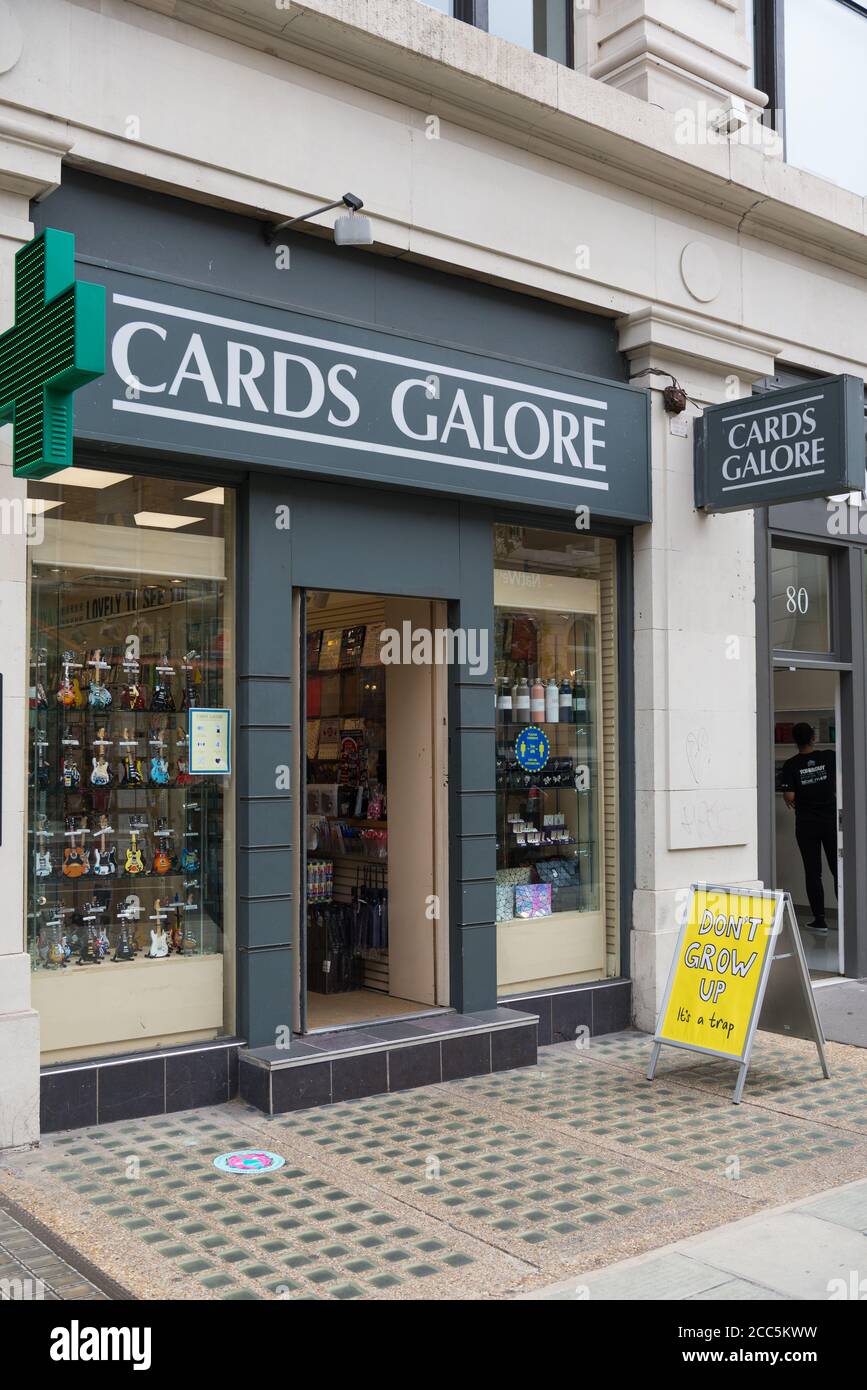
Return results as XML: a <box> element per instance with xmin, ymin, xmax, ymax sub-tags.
<box><xmin>180</xmin><ymin>651</ymin><xmax>201</xmax><ymax>710</ymax></box>
<box><xmin>62</xmin><ymin>756</ymin><xmax>81</xmax><ymax>791</ymax></box>
<box><xmin>148</xmin><ymin>730</ymin><xmax>170</xmax><ymax>785</ymax></box>
<box><xmin>125</xmin><ymin>826</ymin><xmax>145</xmax><ymax>876</ymax></box>
<box><xmin>56</xmin><ymin>652</ymin><xmax>77</xmax><ymax>706</ymax></box>
<box><xmin>180</xmin><ymin>844</ymin><xmax>199</xmax><ymax>872</ymax></box>
<box><xmin>121</xmin><ymin>678</ymin><xmax>146</xmax><ymax>710</ymax></box>
<box><xmin>119</xmin><ymin>753</ymin><xmax>144</xmax><ymax>788</ymax></box>
<box><xmin>87</xmin><ymin>648</ymin><xmax>113</xmax><ymax>709</ymax></box>
<box><xmin>62</xmin><ymin>818</ymin><xmax>90</xmax><ymax>879</ymax></box>
<box><xmin>112</xmin><ymin>926</ymin><xmax>136</xmax><ymax>962</ymax></box>
<box><xmin>150</xmin><ymin>660</ymin><xmax>175</xmax><ymax>713</ymax></box>
<box><xmin>152</xmin><ymin>819</ymin><xmax>172</xmax><ymax>875</ymax></box>
<box><xmin>90</xmin><ymin>753</ymin><xmax>112</xmax><ymax>787</ymax></box>
<box><xmin>92</xmin><ymin>817</ymin><xmax>117</xmax><ymax>877</ymax></box>
<box><xmin>176</xmin><ymin>757</ymin><xmax>193</xmax><ymax>787</ymax></box>
<box><xmin>34</xmin><ymin>817</ymin><xmax>53</xmax><ymax>878</ymax></box>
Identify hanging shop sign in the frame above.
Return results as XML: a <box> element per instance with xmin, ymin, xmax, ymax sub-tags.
<box><xmin>695</xmin><ymin>374</ymin><xmax>866</xmax><ymax>512</ymax></box>
<box><xmin>189</xmin><ymin>708</ymin><xmax>231</xmax><ymax>776</ymax></box>
<box><xmin>0</xmin><ymin>229</ymin><xmax>105</xmax><ymax>479</ymax></box>
<box><xmin>648</xmin><ymin>883</ymin><xmax>829</xmax><ymax>1103</ymax></box>
<box><xmin>70</xmin><ymin>265</ymin><xmax>651</xmax><ymax>521</ymax></box>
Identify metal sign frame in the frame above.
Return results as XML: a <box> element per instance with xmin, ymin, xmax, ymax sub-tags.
<box><xmin>648</xmin><ymin>882</ymin><xmax>829</xmax><ymax>1103</ymax></box>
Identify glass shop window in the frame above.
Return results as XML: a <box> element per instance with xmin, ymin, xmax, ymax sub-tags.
<box><xmin>494</xmin><ymin>525</ymin><xmax>619</xmax><ymax>994</ymax></box>
<box><xmin>771</xmin><ymin>547</ymin><xmax>831</xmax><ymax>653</ymax></box>
<box><xmin>26</xmin><ymin>469</ymin><xmax>235</xmax><ymax>1062</ymax></box>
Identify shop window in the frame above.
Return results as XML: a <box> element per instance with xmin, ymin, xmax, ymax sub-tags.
<box><xmin>26</xmin><ymin>471</ymin><xmax>235</xmax><ymax>1062</ymax></box>
<box><xmin>494</xmin><ymin>526</ymin><xmax>618</xmax><ymax>993</ymax></box>
<box><xmin>771</xmin><ymin>547</ymin><xmax>831</xmax><ymax>652</ymax></box>
<box><xmin>418</xmin><ymin>0</ymin><xmax>573</xmax><ymax>65</ymax></box>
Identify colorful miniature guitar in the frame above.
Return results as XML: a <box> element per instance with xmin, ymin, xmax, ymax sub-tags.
<box><xmin>62</xmin><ymin>818</ymin><xmax>90</xmax><ymax>879</ymax></box>
<box><xmin>121</xmin><ymin>679</ymin><xmax>146</xmax><ymax>710</ymax></box>
<box><xmin>56</xmin><ymin>652</ymin><xmax>77</xmax><ymax>706</ymax></box>
<box><xmin>180</xmin><ymin>844</ymin><xmax>199</xmax><ymax>872</ymax></box>
<box><xmin>152</xmin><ymin>819</ymin><xmax>172</xmax><ymax>875</ymax></box>
<box><xmin>62</xmin><ymin>756</ymin><xmax>82</xmax><ymax>791</ymax></box>
<box><xmin>86</xmin><ymin>649</ymin><xmax>113</xmax><ymax>708</ymax></box>
<box><xmin>149</xmin><ymin>753</ymin><xmax>170</xmax><ymax>786</ymax></box>
<box><xmin>119</xmin><ymin>754</ymin><xmax>144</xmax><ymax>788</ymax></box>
<box><xmin>124</xmin><ymin>827</ymin><xmax>145</xmax><ymax>876</ymax></box>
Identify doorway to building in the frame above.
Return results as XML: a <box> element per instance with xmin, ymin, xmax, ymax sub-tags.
<box><xmin>773</xmin><ymin>668</ymin><xmax>843</xmax><ymax>979</ymax></box>
<box><xmin>298</xmin><ymin>589</ymin><xmax>449</xmax><ymax>1032</ymax></box>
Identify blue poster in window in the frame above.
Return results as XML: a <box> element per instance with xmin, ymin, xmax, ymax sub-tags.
<box><xmin>515</xmin><ymin>725</ymin><xmax>549</xmax><ymax>773</ymax></box>
<box><xmin>189</xmin><ymin>708</ymin><xmax>232</xmax><ymax>776</ymax></box>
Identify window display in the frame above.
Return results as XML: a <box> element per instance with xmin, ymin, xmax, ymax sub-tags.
<box><xmin>26</xmin><ymin>471</ymin><xmax>234</xmax><ymax>1059</ymax></box>
<box><xmin>494</xmin><ymin>525</ymin><xmax>618</xmax><ymax>993</ymax></box>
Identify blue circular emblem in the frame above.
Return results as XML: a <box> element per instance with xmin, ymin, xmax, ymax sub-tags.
<box><xmin>213</xmin><ymin>1150</ymin><xmax>286</xmax><ymax>1174</ymax></box>
<box><xmin>515</xmin><ymin>725</ymin><xmax>550</xmax><ymax>773</ymax></box>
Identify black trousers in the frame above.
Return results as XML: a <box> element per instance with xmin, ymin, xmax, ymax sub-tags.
<box><xmin>795</xmin><ymin>815</ymin><xmax>838</xmax><ymax>921</ymax></box>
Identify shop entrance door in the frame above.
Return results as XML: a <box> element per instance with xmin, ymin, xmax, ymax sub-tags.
<box><xmin>297</xmin><ymin>589</ymin><xmax>449</xmax><ymax>1032</ymax></box>
<box><xmin>773</xmin><ymin>668</ymin><xmax>843</xmax><ymax>979</ymax></box>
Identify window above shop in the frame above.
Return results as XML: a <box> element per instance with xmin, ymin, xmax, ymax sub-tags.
<box><xmin>419</xmin><ymin>0</ymin><xmax>573</xmax><ymax>66</ymax></box>
<box><xmin>755</xmin><ymin>0</ymin><xmax>867</xmax><ymax>196</ymax></box>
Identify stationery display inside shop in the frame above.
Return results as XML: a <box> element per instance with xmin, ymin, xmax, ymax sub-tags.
<box><xmin>305</xmin><ymin>600</ymin><xmax>389</xmax><ymax>1001</ymax></box>
<box><xmin>27</xmin><ymin>573</ymin><xmax>230</xmax><ymax>977</ymax></box>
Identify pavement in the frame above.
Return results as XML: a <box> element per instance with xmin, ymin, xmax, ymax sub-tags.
<box><xmin>520</xmin><ymin>1176</ymin><xmax>867</xmax><ymax>1300</ymax></box>
<box><xmin>816</xmin><ymin>978</ymin><xmax>867</xmax><ymax>1048</ymax></box>
<box><xmin>2</xmin><ymin>1027</ymin><xmax>867</xmax><ymax>1300</ymax></box>
<box><xmin>0</xmin><ymin>1194</ymin><xmax>126</xmax><ymax>1301</ymax></box>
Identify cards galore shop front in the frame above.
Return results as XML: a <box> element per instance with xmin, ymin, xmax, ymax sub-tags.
<box><xmin>26</xmin><ymin>174</ymin><xmax>651</xmax><ymax>1128</ymax></box>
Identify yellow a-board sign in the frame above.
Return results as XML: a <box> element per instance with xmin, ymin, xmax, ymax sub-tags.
<box><xmin>649</xmin><ymin>883</ymin><xmax>829</xmax><ymax>1103</ymax></box>
<box><xmin>658</xmin><ymin>885</ymin><xmax>778</xmax><ymax>1060</ymax></box>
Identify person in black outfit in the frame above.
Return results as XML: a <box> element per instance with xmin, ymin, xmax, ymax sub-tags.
<box><xmin>780</xmin><ymin>721</ymin><xmax>837</xmax><ymax>933</ymax></box>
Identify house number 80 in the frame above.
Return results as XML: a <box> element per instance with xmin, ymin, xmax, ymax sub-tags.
<box><xmin>786</xmin><ymin>585</ymin><xmax>809</xmax><ymax>615</ymax></box>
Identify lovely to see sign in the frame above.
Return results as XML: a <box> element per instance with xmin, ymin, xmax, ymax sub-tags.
<box><xmin>72</xmin><ymin>266</ymin><xmax>651</xmax><ymax>521</ymax></box>
<box><xmin>695</xmin><ymin>374</ymin><xmax>866</xmax><ymax>512</ymax></box>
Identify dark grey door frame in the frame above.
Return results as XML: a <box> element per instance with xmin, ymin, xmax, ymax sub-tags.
<box><xmin>756</xmin><ymin>516</ymin><xmax>867</xmax><ymax>978</ymax></box>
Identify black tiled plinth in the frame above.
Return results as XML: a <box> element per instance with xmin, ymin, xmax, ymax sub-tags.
<box><xmin>241</xmin><ymin>1010</ymin><xmax>538</xmax><ymax>1116</ymax></box>
<box><xmin>40</xmin><ymin>1040</ymin><xmax>243</xmax><ymax>1134</ymax></box>
<box><xmin>499</xmin><ymin>979</ymin><xmax>631</xmax><ymax>1046</ymax></box>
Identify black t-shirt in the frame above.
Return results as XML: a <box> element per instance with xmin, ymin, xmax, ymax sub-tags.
<box><xmin>780</xmin><ymin>750</ymin><xmax>836</xmax><ymax>818</ymax></box>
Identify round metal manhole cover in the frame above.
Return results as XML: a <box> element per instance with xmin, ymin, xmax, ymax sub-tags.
<box><xmin>212</xmin><ymin>1150</ymin><xmax>286</xmax><ymax>1174</ymax></box>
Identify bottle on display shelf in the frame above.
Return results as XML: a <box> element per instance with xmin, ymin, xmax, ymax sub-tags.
<box><xmin>572</xmin><ymin>670</ymin><xmax>588</xmax><ymax>720</ymax></box>
<box><xmin>545</xmin><ymin>678</ymin><xmax>560</xmax><ymax>723</ymax></box>
<box><xmin>497</xmin><ymin>677</ymin><xmax>512</xmax><ymax>725</ymax></box>
<box><xmin>530</xmin><ymin>675</ymin><xmax>545</xmax><ymax>722</ymax></box>
<box><xmin>559</xmin><ymin>676</ymin><xmax>573</xmax><ymax>723</ymax></box>
<box><xmin>512</xmin><ymin>677</ymin><xmax>530</xmax><ymax>721</ymax></box>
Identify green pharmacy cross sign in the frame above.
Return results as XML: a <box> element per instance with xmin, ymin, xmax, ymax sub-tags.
<box><xmin>0</xmin><ymin>228</ymin><xmax>105</xmax><ymax>479</ymax></box>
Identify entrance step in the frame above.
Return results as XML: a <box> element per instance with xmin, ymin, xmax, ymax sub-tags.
<box><xmin>238</xmin><ymin>1008</ymin><xmax>537</xmax><ymax>1115</ymax></box>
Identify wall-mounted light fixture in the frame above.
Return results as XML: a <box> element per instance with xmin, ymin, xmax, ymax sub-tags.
<box><xmin>263</xmin><ymin>192</ymin><xmax>372</xmax><ymax>248</ymax></box>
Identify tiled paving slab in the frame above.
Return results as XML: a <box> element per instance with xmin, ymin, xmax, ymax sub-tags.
<box><xmin>453</xmin><ymin>1049</ymin><xmax>866</xmax><ymax>1199</ymax></box>
<box><xmin>580</xmin><ymin>1029</ymin><xmax>867</xmax><ymax>1134</ymax></box>
<box><xmin>3</xmin><ymin>1029</ymin><xmax>867</xmax><ymax>1300</ymax></box>
<box><xmin>0</xmin><ymin>1111</ymin><xmax>531</xmax><ymax>1300</ymax></box>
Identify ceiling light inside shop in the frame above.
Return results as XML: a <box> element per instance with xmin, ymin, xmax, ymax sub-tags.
<box><xmin>134</xmin><ymin>512</ymin><xmax>204</xmax><ymax>530</ymax></box>
<box><xmin>184</xmin><ymin>487</ymin><xmax>225</xmax><ymax>505</ymax></box>
<box><xmin>53</xmin><ymin>467</ymin><xmax>132</xmax><ymax>489</ymax></box>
